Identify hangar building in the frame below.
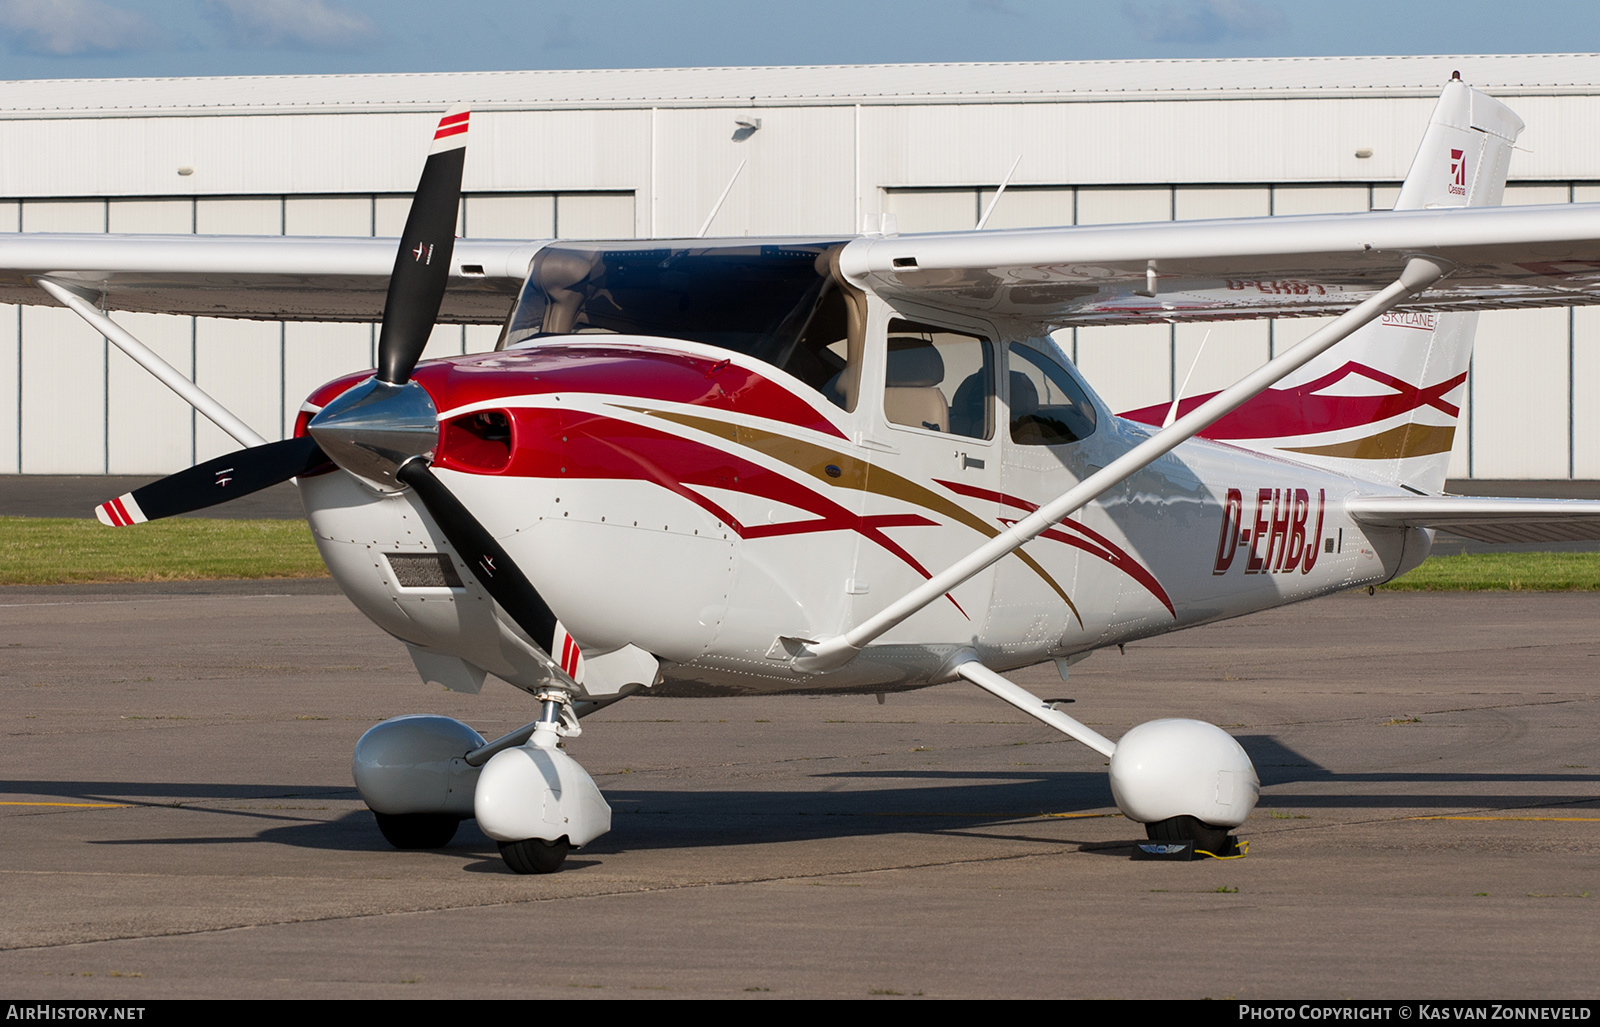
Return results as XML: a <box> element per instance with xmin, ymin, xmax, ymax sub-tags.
<box><xmin>2</xmin><ymin>54</ymin><xmax>1599</xmax><ymax>479</ymax></box>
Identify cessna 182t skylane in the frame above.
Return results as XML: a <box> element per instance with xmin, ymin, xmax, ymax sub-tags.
<box><xmin>7</xmin><ymin>79</ymin><xmax>1600</xmax><ymax>872</ymax></box>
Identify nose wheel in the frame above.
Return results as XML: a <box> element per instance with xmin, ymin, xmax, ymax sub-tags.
<box><xmin>475</xmin><ymin>690</ymin><xmax>612</xmax><ymax>874</ymax></box>
<box><xmin>499</xmin><ymin>836</ymin><xmax>570</xmax><ymax>874</ymax></box>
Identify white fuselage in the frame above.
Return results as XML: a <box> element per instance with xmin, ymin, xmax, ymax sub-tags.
<box><xmin>298</xmin><ymin>331</ymin><xmax>1423</xmax><ymax>700</ymax></box>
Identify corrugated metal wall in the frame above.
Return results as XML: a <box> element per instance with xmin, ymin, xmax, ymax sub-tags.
<box><xmin>884</xmin><ymin>180</ymin><xmax>1600</xmax><ymax>481</ymax></box>
<box><xmin>3</xmin><ymin>85</ymin><xmax>1599</xmax><ymax>478</ymax></box>
<box><xmin>0</xmin><ymin>191</ymin><xmax>631</xmax><ymax>474</ymax></box>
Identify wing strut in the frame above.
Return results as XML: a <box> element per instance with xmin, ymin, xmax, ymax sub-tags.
<box><xmin>34</xmin><ymin>275</ymin><xmax>266</xmax><ymax>449</ymax></box>
<box><xmin>951</xmin><ymin>653</ymin><xmax>1116</xmax><ymax>756</ymax></box>
<box><xmin>788</xmin><ymin>254</ymin><xmax>1448</xmax><ymax>673</ymax></box>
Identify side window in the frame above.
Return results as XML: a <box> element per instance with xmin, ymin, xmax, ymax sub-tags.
<box><xmin>882</xmin><ymin>319</ymin><xmax>994</xmax><ymax>440</ymax></box>
<box><xmin>1008</xmin><ymin>341</ymin><xmax>1098</xmax><ymax>446</ymax></box>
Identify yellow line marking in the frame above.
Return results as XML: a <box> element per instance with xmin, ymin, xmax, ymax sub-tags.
<box><xmin>0</xmin><ymin>801</ymin><xmax>130</xmax><ymax>808</ymax></box>
<box><xmin>1409</xmin><ymin>815</ymin><xmax>1600</xmax><ymax>822</ymax></box>
<box><xmin>868</xmin><ymin>811</ymin><xmax>1118</xmax><ymax>819</ymax></box>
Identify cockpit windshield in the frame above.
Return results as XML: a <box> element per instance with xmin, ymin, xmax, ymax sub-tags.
<box><xmin>504</xmin><ymin>241</ymin><xmax>842</xmax><ymax>353</ymax></box>
<box><xmin>501</xmin><ymin>239</ymin><xmax>867</xmax><ymax>410</ymax></box>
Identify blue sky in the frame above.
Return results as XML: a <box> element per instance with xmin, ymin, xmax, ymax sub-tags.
<box><xmin>0</xmin><ymin>0</ymin><xmax>1595</xmax><ymax>80</ymax></box>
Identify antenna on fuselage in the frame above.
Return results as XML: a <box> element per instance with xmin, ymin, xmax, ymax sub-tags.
<box><xmin>1163</xmin><ymin>328</ymin><xmax>1212</xmax><ymax>429</ymax></box>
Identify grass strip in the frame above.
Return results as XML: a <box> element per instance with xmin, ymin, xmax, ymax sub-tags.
<box><xmin>0</xmin><ymin>516</ymin><xmax>329</xmax><ymax>585</ymax></box>
<box><xmin>4</xmin><ymin>516</ymin><xmax>1600</xmax><ymax>591</ymax></box>
<box><xmin>1379</xmin><ymin>551</ymin><xmax>1600</xmax><ymax>592</ymax></box>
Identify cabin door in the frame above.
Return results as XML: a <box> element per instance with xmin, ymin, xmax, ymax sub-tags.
<box><xmin>850</xmin><ymin>307</ymin><xmax>1003</xmax><ymax>641</ymax></box>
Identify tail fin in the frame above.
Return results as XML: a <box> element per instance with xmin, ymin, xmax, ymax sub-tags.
<box><xmin>1123</xmin><ymin>80</ymin><xmax>1523</xmax><ymax>493</ymax></box>
<box><xmin>1393</xmin><ymin>77</ymin><xmax>1522</xmax><ymax>212</ymax></box>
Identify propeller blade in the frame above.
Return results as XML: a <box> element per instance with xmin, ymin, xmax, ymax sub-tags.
<box><xmin>396</xmin><ymin>458</ymin><xmax>559</xmax><ymax>656</ymax></box>
<box><xmin>376</xmin><ymin>107</ymin><xmax>469</xmax><ymax>387</ymax></box>
<box><xmin>95</xmin><ymin>435</ymin><xmax>329</xmax><ymax>526</ymax></box>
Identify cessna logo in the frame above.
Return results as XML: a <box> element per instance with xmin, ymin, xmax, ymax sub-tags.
<box><xmin>1214</xmin><ymin>487</ymin><xmax>1327</xmax><ymax>575</ymax></box>
<box><xmin>1449</xmin><ymin>148</ymin><xmax>1468</xmax><ymax>197</ymax></box>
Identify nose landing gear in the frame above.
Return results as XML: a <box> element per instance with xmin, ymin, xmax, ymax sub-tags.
<box><xmin>353</xmin><ymin>691</ymin><xmax>612</xmax><ymax>873</ymax></box>
<box><xmin>499</xmin><ymin>836</ymin><xmax>571</xmax><ymax>874</ymax></box>
<box><xmin>474</xmin><ymin>690</ymin><xmax>611</xmax><ymax>875</ymax></box>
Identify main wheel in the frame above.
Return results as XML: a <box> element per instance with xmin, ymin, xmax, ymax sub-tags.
<box><xmin>373</xmin><ymin>811</ymin><xmax>459</xmax><ymax>850</ymax></box>
<box><xmin>1145</xmin><ymin>814</ymin><xmax>1232</xmax><ymax>855</ymax></box>
<box><xmin>499</xmin><ymin>836</ymin><xmax>570</xmax><ymax>874</ymax></box>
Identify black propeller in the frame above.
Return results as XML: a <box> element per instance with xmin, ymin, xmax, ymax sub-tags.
<box><xmin>101</xmin><ymin>107</ymin><xmax>570</xmax><ymax>665</ymax></box>
<box><xmin>377</xmin><ymin>108</ymin><xmax>467</xmax><ymax>387</ymax></box>
<box><xmin>312</xmin><ymin>105</ymin><xmax>563</xmax><ymax>656</ymax></box>
<box><xmin>96</xmin><ymin>106</ymin><xmax>468</xmax><ymax>524</ymax></box>
<box><xmin>396</xmin><ymin>459</ymin><xmax>560</xmax><ymax>654</ymax></box>
<box><xmin>95</xmin><ymin>435</ymin><xmax>329</xmax><ymax>525</ymax></box>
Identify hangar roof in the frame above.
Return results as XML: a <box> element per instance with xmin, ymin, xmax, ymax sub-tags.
<box><xmin>3</xmin><ymin>54</ymin><xmax>1600</xmax><ymax>118</ymax></box>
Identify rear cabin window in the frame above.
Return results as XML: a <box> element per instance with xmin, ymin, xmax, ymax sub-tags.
<box><xmin>1008</xmin><ymin>341</ymin><xmax>1097</xmax><ymax>446</ymax></box>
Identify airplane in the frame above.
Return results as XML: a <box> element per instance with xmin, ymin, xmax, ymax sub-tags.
<box><xmin>6</xmin><ymin>77</ymin><xmax>1600</xmax><ymax>873</ymax></box>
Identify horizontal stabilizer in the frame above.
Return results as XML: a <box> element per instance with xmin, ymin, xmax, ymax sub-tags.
<box><xmin>1347</xmin><ymin>495</ymin><xmax>1600</xmax><ymax>545</ymax></box>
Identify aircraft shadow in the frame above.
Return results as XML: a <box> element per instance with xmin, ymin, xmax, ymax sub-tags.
<box><xmin>1</xmin><ymin>780</ymin><xmax>355</xmax><ymax>802</ymax></box>
<box><xmin>11</xmin><ymin>735</ymin><xmax>1598</xmax><ymax>859</ymax></box>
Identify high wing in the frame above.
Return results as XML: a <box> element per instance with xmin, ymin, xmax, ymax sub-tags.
<box><xmin>836</xmin><ymin>204</ymin><xmax>1600</xmax><ymax>549</ymax></box>
<box><xmin>1347</xmin><ymin>497</ymin><xmax>1600</xmax><ymax>545</ymax></box>
<box><xmin>0</xmin><ymin>233</ymin><xmax>540</xmax><ymax>322</ymax></box>
<box><xmin>838</xmin><ymin>202</ymin><xmax>1600</xmax><ymax>328</ymax></box>
<box><xmin>9</xmin><ymin>203</ymin><xmax>1600</xmax><ymax>327</ymax></box>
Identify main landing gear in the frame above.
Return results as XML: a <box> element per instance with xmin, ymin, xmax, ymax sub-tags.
<box><xmin>373</xmin><ymin>811</ymin><xmax>461</xmax><ymax>850</ymax></box>
<box><xmin>951</xmin><ymin>654</ymin><xmax>1258</xmax><ymax>856</ymax></box>
<box><xmin>1109</xmin><ymin>718</ymin><xmax>1255</xmax><ymax>856</ymax></box>
<box><xmin>1142</xmin><ymin>815</ymin><xmax>1234</xmax><ymax>856</ymax></box>
<box><xmin>351</xmin><ymin>689</ymin><xmax>611</xmax><ymax>875</ymax></box>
